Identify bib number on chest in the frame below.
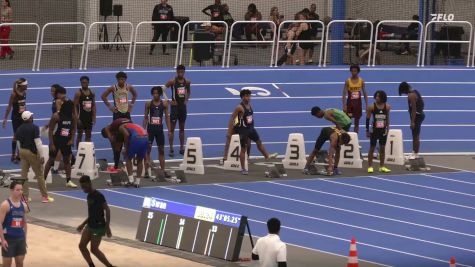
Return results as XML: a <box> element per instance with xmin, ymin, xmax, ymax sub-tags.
<box><xmin>351</xmin><ymin>91</ymin><xmax>360</xmax><ymax>100</ymax></box>
<box><xmin>246</xmin><ymin>115</ymin><xmax>253</xmax><ymax>124</ymax></box>
<box><xmin>61</xmin><ymin>128</ymin><xmax>70</xmax><ymax>137</ymax></box>
<box><xmin>11</xmin><ymin>218</ymin><xmax>24</xmax><ymax>228</ymax></box>
<box><xmin>83</xmin><ymin>101</ymin><xmax>92</xmax><ymax>110</ymax></box>
<box><xmin>212</xmin><ymin>11</ymin><xmax>219</xmax><ymax>17</ymax></box>
<box><xmin>160</xmin><ymin>14</ymin><xmax>168</xmax><ymax>20</ymax></box>
<box><xmin>177</xmin><ymin>88</ymin><xmax>186</xmax><ymax>96</ymax></box>
<box><xmin>119</xmin><ymin>97</ymin><xmax>127</xmax><ymax>104</ymax></box>
<box><xmin>151</xmin><ymin>117</ymin><xmax>162</xmax><ymax>125</ymax></box>
<box><xmin>18</xmin><ymin>106</ymin><xmax>25</xmax><ymax>113</ymax></box>
<box><xmin>376</xmin><ymin>121</ymin><xmax>385</xmax><ymax>128</ymax></box>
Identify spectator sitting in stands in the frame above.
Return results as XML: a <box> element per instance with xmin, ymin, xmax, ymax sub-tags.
<box><xmin>397</xmin><ymin>15</ymin><xmax>420</xmax><ymax>55</ymax></box>
<box><xmin>222</xmin><ymin>3</ymin><xmax>234</xmax><ymax>28</ymax></box>
<box><xmin>201</xmin><ymin>22</ymin><xmax>224</xmax><ymax>39</ymax></box>
<box><xmin>295</xmin><ymin>12</ymin><xmax>313</xmax><ymax>65</ymax></box>
<box><xmin>307</xmin><ymin>3</ymin><xmax>320</xmax><ymax>64</ymax></box>
<box><xmin>359</xmin><ymin>20</ymin><xmax>381</xmax><ymax>65</ymax></box>
<box><xmin>244</xmin><ymin>3</ymin><xmax>264</xmax><ymax>41</ymax></box>
<box><xmin>202</xmin><ymin>0</ymin><xmax>224</xmax><ymax>21</ymax></box>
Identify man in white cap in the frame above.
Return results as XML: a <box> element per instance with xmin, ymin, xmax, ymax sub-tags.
<box><xmin>15</xmin><ymin>111</ymin><xmax>54</xmax><ymax>203</ymax></box>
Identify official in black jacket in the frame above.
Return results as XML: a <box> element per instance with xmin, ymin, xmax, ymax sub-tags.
<box><xmin>150</xmin><ymin>0</ymin><xmax>174</xmax><ymax>55</ymax></box>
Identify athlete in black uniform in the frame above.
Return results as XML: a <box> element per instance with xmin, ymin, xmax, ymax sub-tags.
<box><xmin>150</xmin><ymin>0</ymin><xmax>174</xmax><ymax>55</ymax></box>
<box><xmin>202</xmin><ymin>0</ymin><xmax>224</xmax><ymax>21</ymax></box>
<box><xmin>228</xmin><ymin>89</ymin><xmax>278</xmax><ymax>175</ymax></box>
<box><xmin>366</xmin><ymin>90</ymin><xmax>391</xmax><ymax>173</ymax></box>
<box><xmin>44</xmin><ymin>100</ymin><xmax>77</xmax><ymax>188</ymax></box>
<box><xmin>49</xmin><ymin>84</ymin><xmax>69</xmax><ymax>174</ymax></box>
<box><xmin>143</xmin><ymin>86</ymin><xmax>171</xmax><ymax>177</ymax></box>
<box><xmin>74</xmin><ymin>76</ymin><xmax>96</xmax><ymax>149</ymax></box>
<box><xmin>2</xmin><ymin>78</ymin><xmax>28</xmax><ymax>164</ymax></box>
<box><xmin>165</xmin><ymin>65</ymin><xmax>190</xmax><ymax>157</ymax></box>
<box><xmin>399</xmin><ymin>82</ymin><xmax>425</xmax><ymax>159</ymax></box>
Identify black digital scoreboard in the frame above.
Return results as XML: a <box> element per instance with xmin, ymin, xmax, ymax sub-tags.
<box><xmin>136</xmin><ymin>197</ymin><xmax>248</xmax><ymax>261</ymax></box>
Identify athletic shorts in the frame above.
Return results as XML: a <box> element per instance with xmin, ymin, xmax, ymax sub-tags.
<box><xmin>411</xmin><ymin>113</ymin><xmax>425</xmax><ymax>138</ymax></box>
<box><xmin>314</xmin><ymin>127</ymin><xmax>333</xmax><ymax>151</ymax></box>
<box><xmin>170</xmin><ymin>104</ymin><xmax>187</xmax><ymax>122</ymax></box>
<box><xmin>12</xmin><ymin>118</ymin><xmax>23</xmax><ymax>134</ymax></box>
<box><xmin>148</xmin><ymin>129</ymin><xmax>165</xmax><ymax>147</ymax></box>
<box><xmin>346</xmin><ymin>100</ymin><xmax>362</xmax><ymax>119</ymax></box>
<box><xmin>49</xmin><ymin>138</ymin><xmax>72</xmax><ymax>159</ymax></box>
<box><xmin>237</xmin><ymin>127</ymin><xmax>260</xmax><ymax>148</ymax></box>
<box><xmin>127</xmin><ymin>135</ymin><xmax>148</xmax><ymax>160</ymax></box>
<box><xmin>88</xmin><ymin>226</ymin><xmax>106</xmax><ymax>237</ymax></box>
<box><xmin>2</xmin><ymin>237</ymin><xmax>26</xmax><ymax>258</ymax></box>
<box><xmin>113</xmin><ymin>112</ymin><xmax>131</xmax><ymax>121</ymax></box>
<box><xmin>370</xmin><ymin>129</ymin><xmax>388</xmax><ymax>146</ymax></box>
<box><xmin>78</xmin><ymin>117</ymin><xmax>93</xmax><ymax>131</ymax></box>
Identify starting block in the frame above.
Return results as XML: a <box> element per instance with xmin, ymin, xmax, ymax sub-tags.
<box><xmin>97</xmin><ymin>159</ymin><xmax>109</xmax><ymax>172</ymax></box>
<box><xmin>106</xmin><ymin>171</ymin><xmax>140</xmax><ymax>188</ymax></box>
<box><xmin>179</xmin><ymin>137</ymin><xmax>205</xmax><ymax>175</ymax></box>
<box><xmin>72</xmin><ymin>142</ymin><xmax>98</xmax><ymax>179</ymax></box>
<box><xmin>28</xmin><ymin>145</ymin><xmax>52</xmax><ymax>184</ymax></box>
<box><xmin>265</xmin><ymin>163</ymin><xmax>287</xmax><ymax>178</ymax></box>
<box><xmin>282</xmin><ymin>133</ymin><xmax>307</xmax><ymax>170</ymax></box>
<box><xmin>223</xmin><ymin>134</ymin><xmax>248</xmax><ymax>171</ymax></box>
<box><xmin>405</xmin><ymin>157</ymin><xmax>431</xmax><ymax>171</ymax></box>
<box><xmin>304</xmin><ymin>164</ymin><xmax>330</xmax><ymax>176</ymax></box>
<box><xmin>316</xmin><ymin>151</ymin><xmax>328</xmax><ymax>163</ymax></box>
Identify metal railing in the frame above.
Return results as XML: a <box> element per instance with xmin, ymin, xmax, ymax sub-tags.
<box><xmin>84</xmin><ymin>21</ymin><xmax>134</xmax><ymax>70</ymax></box>
<box><xmin>0</xmin><ymin>23</ymin><xmax>40</xmax><ymax>71</ymax></box>
<box><xmin>421</xmin><ymin>21</ymin><xmax>473</xmax><ymax>67</ymax></box>
<box><xmin>131</xmin><ymin>21</ymin><xmax>181</xmax><ymax>69</ymax></box>
<box><xmin>373</xmin><ymin>20</ymin><xmax>424</xmax><ymax>67</ymax></box>
<box><xmin>274</xmin><ymin>20</ymin><xmax>325</xmax><ymax>67</ymax></box>
<box><xmin>179</xmin><ymin>21</ymin><xmax>228</xmax><ymax>68</ymax></box>
<box><xmin>37</xmin><ymin>22</ymin><xmax>87</xmax><ymax>70</ymax></box>
<box><xmin>324</xmin><ymin>20</ymin><xmax>373</xmax><ymax>66</ymax></box>
<box><xmin>227</xmin><ymin>20</ymin><xmax>277</xmax><ymax>67</ymax></box>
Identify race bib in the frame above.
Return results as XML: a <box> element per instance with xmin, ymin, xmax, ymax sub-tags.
<box><xmin>18</xmin><ymin>105</ymin><xmax>25</xmax><ymax>113</ymax></box>
<box><xmin>83</xmin><ymin>101</ymin><xmax>92</xmax><ymax>110</ymax></box>
<box><xmin>177</xmin><ymin>88</ymin><xmax>186</xmax><ymax>96</ymax></box>
<box><xmin>60</xmin><ymin>128</ymin><xmax>70</xmax><ymax>137</ymax></box>
<box><xmin>351</xmin><ymin>91</ymin><xmax>360</xmax><ymax>100</ymax></box>
<box><xmin>376</xmin><ymin>121</ymin><xmax>385</xmax><ymax>128</ymax></box>
<box><xmin>151</xmin><ymin>117</ymin><xmax>162</xmax><ymax>125</ymax></box>
<box><xmin>212</xmin><ymin>11</ymin><xmax>219</xmax><ymax>17</ymax></box>
<box><xmin>246</xmin><ymin>115</ymin><xmax>253</xmax><ymax>124</ymax></box>
<box><xmin>160</xmin><ymin>14</ymin><xmax>168</xmax><ymax>20</ymax></box>
<box><xmin>119</xmin><ymin>97</ymin><xmax>127</xmax><ymax>104</ymax></box>
<box><xmin>11</xmin><ymin>218</ymin><xmax>24</xmax><ymax>228</ymax></box>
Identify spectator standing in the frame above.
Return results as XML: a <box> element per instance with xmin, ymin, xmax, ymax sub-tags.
<box><xmin>150</xmin><ymin>0</ymin><xmax>174</xmax><ymax>55</ymax></box>
<box><xmin>15</xmin><ymin>111</ymin><xmax>54</xmax><ymax>203</ymax></box>
<box><xmin>398</xmin><ymin>15</ymin><xmax>420</xmax><ymax>55</ymax></box>
<box><xmin>0</xmin><ymin>0</ymin><xmax>14</xmax><ymax>60</ymax></box>
<box><xmin>252</xmin><ymin>218</ymin><xmax>287</xmax><ymax>267</ymax></box>
<box><xmin>202</xmin><ymin>0</ymin><xmax>224</xmax><ymax>21</ymax></box>
<box><xmin>307</xmin><ymin>4</ymin><xmax>320</xmax><ymax>64</ymax></box>
<box><xmin>245</xmin><ymin>3</ymin><xmax>264</xmax><ymax>41</ymax></box>
<box><xmin>222</xmin><ymin>3</ymin><xmax>234</xmax><ymax>28</ymax></box>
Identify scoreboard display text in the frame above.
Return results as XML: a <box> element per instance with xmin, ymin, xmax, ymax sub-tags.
<box><xmin>136</xmin><ymin>197</ymin><xmax>247</xmax><ymax>261</ymax></box>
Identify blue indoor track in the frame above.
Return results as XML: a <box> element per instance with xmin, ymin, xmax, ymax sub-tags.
<box><xmin>53</xmin><ymin>171</ymin><xmax>475</xmax><ymax>266</ymax></box>
<box><xmin>1</xmin><ymin>66</ymin><xmax>475</xmax><ymax>169</ymax></box>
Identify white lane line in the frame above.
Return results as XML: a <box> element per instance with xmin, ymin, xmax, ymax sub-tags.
<box><xmin>216</xmin><ymin>184</ymin><xmax>475</xmax><ymax>237</ymax></box>
<box><xmin>369</xmin><ymin>176</ymin><xmax>475</xmax><ymax>197</ymax></box>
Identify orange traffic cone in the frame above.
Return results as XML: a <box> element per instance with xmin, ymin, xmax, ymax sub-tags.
<box><xmin>347</xmin><ymin>237</ymin><xmax>359</xmax><ymax>267</ymax></box>
<box><xmin>450</xmin><ymin>256</ymin><xmax>456</xmax><ymax>267</ymax></box>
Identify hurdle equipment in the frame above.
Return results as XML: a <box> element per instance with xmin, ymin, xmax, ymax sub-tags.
<box><xmin>28</xmin><ymin>145</ymin><xmax>52</xmax><ymax>184</ymax></box>
<box><xmin>282</xmin><ymin>133</ymin><xmax>307</xmax><ymax>169</ymax></box>
<box><xmin>72</xmin><ymin>142</ymin><xmax>98</xmax><ymax>179</ymax></box>
<box><xmin>223</xmin><ymin>134</ymin><xmax>248</xmax><ymax>171</ymax></box>
<box><xmin>179</xmin><ymin>137</ymin><xmax>205</xmax><ymax>175</ymax></box>
<box><xmin>385</xmin><ymin>129</ymin><xmax>405</xmax><ymax>165</ymax></box>
<box><xmin>347</xmin><ymin>237</ymin><xmax>359</xmax><ymax>267</ymax></box>
<box><xmin>406</xmin><ymin>157</ymin><xmax>431</xmax><ymax>171</ymax></box>
<box><xmin>339</xmin><ymin>132</ymin><xmax>363</xmax><ymax>169</ymax></box>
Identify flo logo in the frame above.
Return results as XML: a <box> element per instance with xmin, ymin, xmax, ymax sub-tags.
<box><xmin>430</xmin><ymin>13</ymin><xmax>455</xmax><ymax>21</ymax></box>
